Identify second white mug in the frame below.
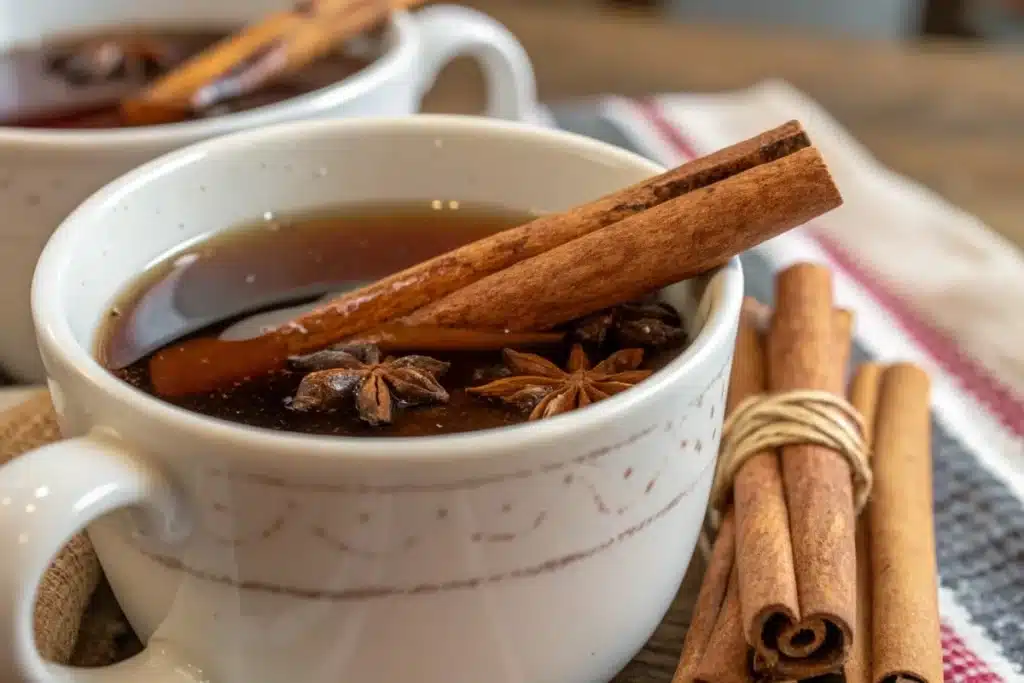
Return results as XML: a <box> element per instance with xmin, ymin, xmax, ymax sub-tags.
<box><xmin>0</xmin><ymin>0</ymin><xmax>536</xmax><ymax>382</ymax></box>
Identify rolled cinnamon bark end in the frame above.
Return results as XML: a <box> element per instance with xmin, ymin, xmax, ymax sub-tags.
<box><xmin>754</xmin><ymin>264</ymin><xmax>856</xmax><ymax>679</ymax></box>
<box><xmin>730</xmin><ymin>300</ymin><xmax>801</xmax><ymax>661</ymax></box>
<box><xmin>676</xmin><ymin>300</ymin><xmax>785</xmax><ymax>683</ymax></box>
<box><xmin>869</xmin><ymin>364</ymin><xmax>942</xmax><ymax>683</ymax></box>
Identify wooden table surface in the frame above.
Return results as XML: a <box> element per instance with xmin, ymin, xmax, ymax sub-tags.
<box><xmin>422</xmin><ymin>1</ymin><xmax>1024</xmax><ymax>252</ymax></box>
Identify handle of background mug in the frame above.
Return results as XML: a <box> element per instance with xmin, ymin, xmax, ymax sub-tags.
<box><xmin>0</xmin><ymin>430</ymin><xmax>198</xmax><ymax>683</ymax></box>
<box><xmin>411</xmin><ymin>4</ymin><xmax>537</xmax><ymax>121</ymax></box>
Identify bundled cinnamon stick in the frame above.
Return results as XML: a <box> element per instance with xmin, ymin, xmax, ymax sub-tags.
<box><xmin>675</xmin><ymin>510</ymin><xmax>747</xmax><ymax>683</ymax></box>
<box><xmin>743</xmin><ymin>264</ymin><xmax>855</xmax><ymax>679</ymax></box>
<box><xmin>149</xmin><ymin>121</ymin><xmax>840</xmax><ymax>397</ymax></box>
<box><xmin>674</xmin><ymin>300</ymin><xmax>767</xmax><ymax>683</ymax></box>
<box><xmin>675</xmin><ymin>296</ymin><xmax>851</xmax><ymax>683</ymax></box>
<box><xmin>678</xmin><ymin>269</ymin><xmax>942</xmax><ymax>683</ymax></box>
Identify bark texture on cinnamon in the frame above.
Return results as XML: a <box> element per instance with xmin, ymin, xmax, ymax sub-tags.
<box><xmin>751</xmin><ymin>264</ymin><xmax>855</xmax><ymax>679</ymax></box>
<box><xmin>674</xmin><ymin>510</ymin><xmax>739</xmax><ymax>683</ymax></box>
<box><xmin>846</xmin><ymin>363</ymin><xmax>885</xmax><ymax>683</ymax></box>
<box><xmin>675</xmin><ymin>298</ymin><xmax>767</xmax><ymax>683</ymax></box>
<box><xmin>729</xmin><ymin>298</ymin><xmax>798</xmax><ymax>670</ymax></box>
<box><xmin>148</xmin><ymin>121</ymin><xmax>838</xmax><ymax>397</ymax></box>
<box><xmin>693</xmin><ymin>567</ymin><xmax>751</xmax><ymax>683</ymax></box>
<box><xmin>679</xmin><ymin>285</ymin><xmax>939</xmax><ymax>683</ymax></box>
<box><xmin>347</xmin><ymin>325</ymin><xmax>564</xmax><ymax>352</ymax></box>
<box><xmin>869</xmin><ymin>364</ymin><xmax>942</xmax><ymax>683</ymax></box>
<box><xmin>404</xmin><ymin>147</ymin><xmax>838</xmax><ymax>330</ymax></box>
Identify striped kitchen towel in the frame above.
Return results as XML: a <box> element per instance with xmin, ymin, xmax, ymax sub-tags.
<box><xmin>540</xmin><ymin>80</ymin><xmax>1024</xmax><ymax>682</ymax></box>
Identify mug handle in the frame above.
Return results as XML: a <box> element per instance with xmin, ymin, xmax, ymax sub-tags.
<box><xmin>0</xmin><ymin>430</ymin><xmax>198</xmax><ymax>682</ymax></box>
<box><xmin>411</xmin><ymin>5</ymin><xmax>537</xmax><ymax>121</ymax></box>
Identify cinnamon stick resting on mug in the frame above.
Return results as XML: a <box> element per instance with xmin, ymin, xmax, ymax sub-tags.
<box><xmin>148</xmin><ymin>121</ymin><xmax>841</xmax><ymax>397</ymax></box>
<box><xmin>121</xmin><ymin>0</ymin><xmax>425</xmax><ymax>125</ymax></box>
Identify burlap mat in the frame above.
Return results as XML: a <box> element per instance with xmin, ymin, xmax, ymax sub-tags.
<box><xmin>0</xmin><ymin>390</ymin><xmax>141</xmax><ymax>668</ymax></box>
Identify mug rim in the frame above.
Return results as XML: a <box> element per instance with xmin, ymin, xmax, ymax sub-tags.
<box><xmin>32</xmin><ymin>114</ymin><xmax>745</xmax><ymax>465</ymax></box>
<box><xmin>0</xmin><ymin>11</ymin><xmax>416</xmax><ymax>150</ymax></box>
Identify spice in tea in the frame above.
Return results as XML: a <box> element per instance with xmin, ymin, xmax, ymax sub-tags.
<box><xmin>145</xmin><ymin>121</ymin><xmax>836</xmax><ymax>398</ymax></box>
<box><xmin>570</xmin><ymin>297</ymin><xmax>685</xmax><ymax>350</ymax></box>
<box><xmin>120</xmin><ymin>0</ymin><xmax>424</xmax><ymax>125</ymax></box>
<box><xmin>104</xmin><ymin>122</ymin><xmax>845</xmax><ymax>437</ymax></box>
<box><xmin>100</xmin><ymin>200</ymin><xmax>690</xmax><ymax>437</ymax></box>
<box><xmin>468</xmin><ymin>345</ymin><xmax>653</xmax><ymax>421</ymax></box>
<box><xmin>0</xmin><ymin>25</ymin><xmax>377</xmax><ymax>128</ymax></box>
<box><xmin>289</xmin><ymin>343</ymin><xmax>451</xmax><ymax>426</ymax></box>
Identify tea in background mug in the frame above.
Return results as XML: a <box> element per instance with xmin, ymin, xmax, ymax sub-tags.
<box><xmin>0</xmin><ymin>0</ymin><xmax>536</xmax><ymax>383</ymax></box>
<box><xmin>0</xmin><ymin>116</ymin><xmax>742</xmax><ymax>683</ymax></box>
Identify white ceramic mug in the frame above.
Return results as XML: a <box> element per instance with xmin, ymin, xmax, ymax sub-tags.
<box><xmin>0</xmin><ymin>0</ymin><xmax>536</xmax><ymax>383</ymax></box>
<box><xmin>0</xmin><ymin>116</ymin><xmax>742</xmax><ymax>683</ymax></box>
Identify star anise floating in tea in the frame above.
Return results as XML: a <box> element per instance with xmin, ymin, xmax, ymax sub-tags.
<box><xmin>571</xmin><ymin>297</ymin><xmax>685</xmax><ymax>349</ymax></box>
<box><xmin>288</xmin><ymin>343</ymin><xmax>450</xmax><ymax>426</ymax></box>
<box><xmin>469</xmin><ymin>344</ymin><xmax>653</xmax><ymax>421</ymax></box>
<box><xmin>47</xmin><ymin>37</ymin><xmax>178</xmax><ymax>86</ymax></box>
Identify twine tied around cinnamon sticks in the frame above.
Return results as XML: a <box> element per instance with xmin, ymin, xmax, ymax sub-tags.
<box><xmin>710</xmin><ymin>388</ymin><xmax>872</xmax><ymax>522</ymax></box>
<box><xmin>679</xmin><ymin>268</ymin><xmax>943</xmax><ymax>683</ymax></box>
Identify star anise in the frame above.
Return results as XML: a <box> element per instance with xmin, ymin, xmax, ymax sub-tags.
<box><xmin>47</xmin><ymin>37</ymin><xmax>178</xmax><ymax>86</ymax></box>
<box><xmin>571</xmin><ymin>297</ymin><xmax>685</xmax><ymax>349</ymax></box>
<box><xmin>288</xmin><ymin>343</ymin><xmax>449</xmax><ymax>426</ymax></box>
<box><xmin>468</xmin><ymin>344</ymin><xmax>652</xmax><ymax>421</ymax></box>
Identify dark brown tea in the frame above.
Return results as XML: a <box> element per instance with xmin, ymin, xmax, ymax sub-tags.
<box><xmin>0</xmin><ymin>26</ymin><xmax>377</xmax><ymax>128</ymax></box>
<box><xmin>100</xmin><ymin>201</ymin><xmax>689</xmax><ymax>437</ymax></box>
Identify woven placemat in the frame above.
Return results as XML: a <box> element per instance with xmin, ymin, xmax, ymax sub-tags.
<box><xmin>1</xmin><ymin>390</ymin><xmax>141</xmax><ymax>668</ymax></box>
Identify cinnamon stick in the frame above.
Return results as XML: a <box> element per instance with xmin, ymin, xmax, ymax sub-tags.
<box><xmin>348</xmin><ymin>325</ymin><xmax>564</xmax><ymax>352</ymax></box>
<box><xmin>846</xmin><ymin>362</ymin><xmax>885</xmax><ymax>683</ymax></box>
<box><xmin>121</xmin><ymin>0</ymin><xmax>423</xmax><ymax>125</ymax></box>
<box><xmin>404</xmin><ymin>147</ymin><xmax>837</xmax><ymax>330</ymax></box>
<box><xmin>753</xmin><ymin>263</ymin><xmax>855</xmax><ymax>679</ymax></box>
<box><xmin>732</xmin><ymin>305</ymin><xmax>853</xmax><ymax>680</ymax></box>
<box><xmin>869</xmin><ymin>364</ymin><xmax>942</xmax><ymax>683</ymax></box>
<box><xmin>674</xmin><ymin>510</ymin><xmax>739</xmax><ymax>683</ymax></box>
<box><xmin>675</xmin><ymin>299</ymin><xmax>768</xmax><ymax>683</ymax></box>
<box><xmin>148</xmin><ymin>122</ymin><xmax>831</xmax><ymax>397</ymax></box>
<box><xmin>731</xmin><ymin>298</ymin><xmax>799</xmax><ymax>668</ymax></box>
<box><xmin>693</xmin><ymin>566</ymin><xmax>751</xmax><ymax>683</ymax></box>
